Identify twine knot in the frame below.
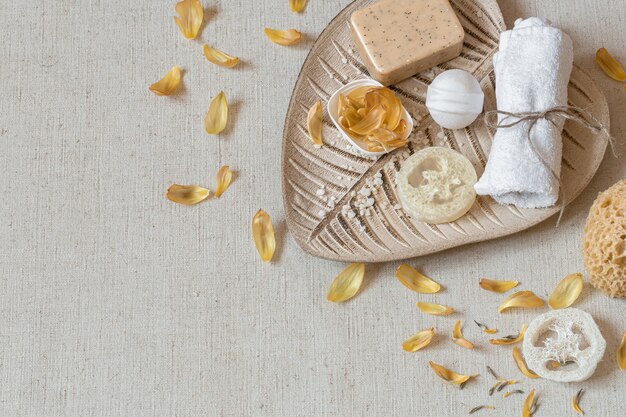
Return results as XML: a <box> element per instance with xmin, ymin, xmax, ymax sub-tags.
<box><xmin>482</xmin><ymin>105</ymin><xmax>616</xmax><ymax>226</ymax></box>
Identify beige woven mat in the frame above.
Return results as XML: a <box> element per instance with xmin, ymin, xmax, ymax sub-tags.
<box><xmin>0</xmin><ymin>0</ymin><xmax>624</xmax><ymax>416</ymax></box>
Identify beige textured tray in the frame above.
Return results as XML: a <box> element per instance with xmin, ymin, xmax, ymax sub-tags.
<box><xmin>281</xmin><ymin>0</ymin><xmax>610</xmax><ymax>263</ymax></box>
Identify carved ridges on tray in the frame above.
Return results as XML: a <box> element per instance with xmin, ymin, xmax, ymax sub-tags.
<box><xmin>281</xmin><ymin>0</ymin><xmax>609</xmax><ymax>262</ymax></box>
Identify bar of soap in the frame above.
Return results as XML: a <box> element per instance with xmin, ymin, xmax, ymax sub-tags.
<box><xmin>349</xmin><ymin>0</ymin><xmax>465</xmax><ymax>86</ymax></box>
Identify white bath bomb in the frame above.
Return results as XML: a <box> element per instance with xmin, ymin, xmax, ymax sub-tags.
<box><xmin>523</xmin><ymin>308</ymin><xmax>606</xmax><ymax>382</ymax></box>
<box><xmin>426</xmin><ymin>69</ymin><xmax>484</xmax><ymax>130</ymax></box>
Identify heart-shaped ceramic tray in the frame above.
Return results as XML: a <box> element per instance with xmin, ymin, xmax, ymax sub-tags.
<box><xmin>281</xmin><ymin>0</ymin><xmax>610</xmax><ymax>263</ymax></box>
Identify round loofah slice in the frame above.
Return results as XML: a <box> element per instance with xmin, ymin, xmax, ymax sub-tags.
<box><xmin>523</xmin><ymin>308</ymin><xmax>606</xmax><ymax>382</ymax></box>
<box><xmin>396</xmin><ymin>147</ymin><xmax>477</xmax><ymax>224</ymax></box>
<box><xmin>583</xmin><ymin>180</ymin><xmax>626</xmax><ymax>298</ymax></box>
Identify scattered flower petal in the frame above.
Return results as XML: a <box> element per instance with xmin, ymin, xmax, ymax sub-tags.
<box><xmin>214</xmin><ymin>165</ymin><xmax>233</xmax><ymax>198</ymax></box>
<box><xmin>522</xmin><ymin>389</ymin><xmax>538</xmax><ymax>417</ymax></box>
<box><xmin>174</xmin><ymin>0</ymin><xmax>203</xmax><ymax>40</ymax></box>
<box><xmin>596</xmin><ymin>48</ymin><xmax>626</xmax><ymax>82</ymax></box>
<box><xmin>205</xmin><ymin>91</ymin><xmax>228</xmax><ymax>135</ymax></box>
<box><xmin>453</xmin><ymin>320</ymin><xmax>475</xmax><ymax>349</ymax></box>
<box><xmin>166</xmin><ymin>184</ymin><xmax>210</xmax><ymax>205</ymax></box>
<box><xmin>264</xmin><ymin>28</ymin><xmax>302</xmax><ymax>46</ymax></box>
<box><xmin>203</xmin><ymin>45</ymin><xmax>240</xmax><ymax>68</ymax></box>
<box><xmin>572</xmin><ymin>389</ymin><xmax>585</xmax><ymax>415</ymax></box>
<box><xmin>307</xmin><ymin>101</ymin><xmax>323</xmax><ymax>146</ymax></box>
<box><xmin>479</xmin><ymin>278</ymin><xmax>519</xmax><ymax>293</ymax></box>
<box><xmin>327</xmin><ymin>263</ymin><xmax>365</xmax><ymax>303</ymax></box>
<box><xmin>503</xmin><ymin>390</ymin><xmax>525</xmax><ymax>398</ymax></box>
<box><xmin>469</xmin><ymin>405</ymin><xmax>495</xmax><ymax>414</ymax></box>
<box><xmin>417</xmin><ymin>302</ymin><xmax>454</xmax><ymax>316</ymax></box>
<box><xmin>402</xmin><ymin>328</ymin><xmax>435</xmax><ymax>352</ymax></box>
<box><xmin>548</xmin><ymin>273</ymin><xmax>583</xmax><ymax>309</ymax></box>
<box><xmin>395</xmin><ymin>264</ymin><xmax>441</xmax><ymax>293</ymax></box>
<box><xmin>149</xmin><ymin>66</ymin><xmax>182</xmax><ymax>96</ymax></box>
<box><xmin>490</xmin><ymin>324</ymin><xmax>527</xmax><ymax>345</ymax></box>
<box><xmin>512</xmin><ymin>346</ymin><xmax>540</xmax><ymax>379</ymax></box>
<box><xmin>428</xmin><ymin>361</ymin><xmax>475</xmax><ymax>385</ymax></box>
<box><xmin>252</xmin><ymin>209</ymin><xmax>276</xmax><ymax>262</ymax></box>
<box><xmin>489</xmin><ymin>379</ymin><xmax>518</xmax><ymax>395</ymax></box>
<box><xmin>498</xmin><ymin>291</ymin><xmax>545</xmax><ymax>313</ymax></box>
<box><xmin>474</xmin><ymin>320</ymin><xmax>498</xmax><ymax>334</ymax></box>
<box><xmin>618</xmin><ymin>331</ymin><xmax>626</xmax><ymax>370</ymax></box>
<box><xmin>289</xmin><ymin>0</ymin><xmax>308</xmax><ymax>13</ymax></box>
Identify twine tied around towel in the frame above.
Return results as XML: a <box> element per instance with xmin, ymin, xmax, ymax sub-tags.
<box><xmin>483</xmin><ymin>105</ymin><xmax>617</xmax><ymax>226</ymax></box>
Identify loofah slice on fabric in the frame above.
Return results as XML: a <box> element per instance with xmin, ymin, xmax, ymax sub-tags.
<box><xmin>523</xmin><ymin>308</ymin><xmax>606</xmax><ymax>382</ymax></box>
<box><xmin>583</xmin><ymin>180</ymin><xmax>626</xmax><ymax>298</ymax></box>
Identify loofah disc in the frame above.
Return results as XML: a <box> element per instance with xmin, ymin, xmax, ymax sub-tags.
<box><xmin>523</xmin><ymin>308</ymin><xmax>606</xmax><ymax>382</ymax></box>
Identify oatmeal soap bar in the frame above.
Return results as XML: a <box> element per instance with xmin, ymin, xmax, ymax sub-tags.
<box><xmin>349</xmin><ymin>0</ymin><xmax>465</xmax><ymax>86</ymax></box>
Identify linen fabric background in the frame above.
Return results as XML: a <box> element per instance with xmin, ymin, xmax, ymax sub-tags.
<box><xmin>0</xmin><ymin>0</ymin><xmax>625</xmax><ymax>416</ymax></box>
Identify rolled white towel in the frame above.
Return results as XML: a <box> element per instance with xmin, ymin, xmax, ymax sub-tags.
<box><xmin>474</xmin><ymin>17</ymin><xmax>574</xmax><ymax>208</ymax></box>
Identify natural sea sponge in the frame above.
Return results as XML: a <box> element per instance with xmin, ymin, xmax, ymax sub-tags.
<box><xmin>582</xmin><ymin>180</ymin><xmax>626</xmax><ymax>297</ymax></box>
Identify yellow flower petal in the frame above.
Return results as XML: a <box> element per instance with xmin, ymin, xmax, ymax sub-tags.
<box><xmin>469</xmin><ymin>405</ymin><xmax>495</xmax><ymax>414</ymax></box>
<box><xmin>203</xmin><ymin>45</ymin><xmax>240</xmax><ymax>68</ymax></box>
<box><xmin>479</xmin><ymin>278</ymin><xmax>519</xmax><ymax>293</ymax></box>
<box><xmin>337</xmin><ymin>87</ymin><xmax>408</xmax><ymax>152</ymax></box>
<box><xmin>349</xmin><ymin>105</ymin><xmax>387</xmax><ymax>135</ymax></box>
<box><xmin>307</xmin><ymin>101</ymin><xmax>323</xmax><ymax>146</ymax></box>
<box><xmin>548</xmin><ymin>273</ymin><xmax>583</xmax><ymax>309</ymax></box>
<box><xmin>428</xmin><ymin>361</ymin><xmax>474</xmax><ymax>385</ymax></box>
<box><xmin>572</xmin><ymin>389</ymin><xmax>584</xmax><ymax>415</ymax></box>
<box><xmin>503</xmin><ymin>390</ymin><xmax>524</xmax><ymax>398</ymax></box>
<box><xmin>596</xmin><ymin>48</ymin><xmax>626</xmax><ymax>82</ymax></box>
<box><xmin>512</xmin><ymin>346</ymin><xmax>540</xmax><ymax>379</ymax></box>
<box><xmin>474</xmin><ymin>321</ymin><xmax>497</xmax><ymax>334</ymax></box>
<box><xmin>618</xmin><ymin>331</ymin><xmax>626</xmax><ymax>370</ymax></box>
<box><xmin>205</xmin><ymin>91</ymin><xmax>228</xmax><ymax>135</ymax></box>
<box><xmin>149</xmin><ymin>66</ymin><xmax>182</xmax><ymax>96</ymax></box>
<box><xmin>166</xmin><ymin>184</ymin><xmax>210</xmax><ymax>205</ymax></box>
<box><xmin>252</xmin><ymin>209</ymin><xmax>276</xmax><ymax>262</ymax></box>
<box><xmin>289</xmin><ymin>0</ymin><xmax>308</xmax><ymax>13</ymax></box>
<box><xmin>490</xmin><ymin>324</ymin><xmax>527</xmax><ymax>345</ymax></box>
<box><xmin>347</xmin><ymin>86</ymin><xmax>371</xmax><ymax>107</ymax></box>
<box><xmin>174</xmin><ymin>0</ymin><xmax>203</xmax><ymax>40</ymax></box>
<box><xmin>365</xmin><ymin>87</ymin><xmax>402</xmax><ymax>130</ymax></box>
<box><xmin>327</xmin><ymin>263</ymin><xmax>365</xmax><ymax>303</ymax></box>
<box><xmin>523</xmin><ymin>389</ymin><xmax>537</xmax><ymax>417</ymax></box>
<box><xmin>264</xmin><ymin>28</ymin><xmax>302</xmax><ymax>46</ymax></box>
<box><xmin>417</xmin><ymin>302</ymin><xmax>454</xmax><ymax>316</ymax></box>
<box><xmin>395</xmin><ymin>264</ymin><xmax>441</xmax><ymax>293</ymax></box>
<box><xmin>214</xmin><ymin>165</ymin><xmax>233</xmax><ymax>198</ymax></box>
<box><xmin>453</xmin><ymin>320</ymin><xmax>475</xmax><ymax>350</ymax></box>
<box><xmin>402</xmin><ymin>328</ymin><xmax>435</xmax><ymax>352</ymax></box>
<box><xmin>498</xmin><ymin>291</ymin><xmax>545</xmax><ymax>313</ymax></box>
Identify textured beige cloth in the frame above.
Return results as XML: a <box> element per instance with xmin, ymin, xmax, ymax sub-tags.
<box><xmin>0</xmin><ymin>1</ymin><xmax>625</xmax><ymax>416</ymax></box>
